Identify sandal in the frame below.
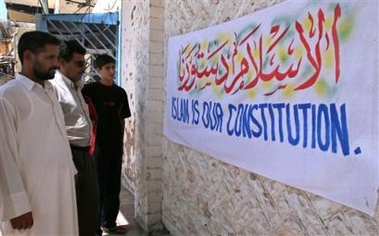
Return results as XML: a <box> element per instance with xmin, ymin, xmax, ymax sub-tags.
<box><xmin>101</xmin><ymin>225</ymin><xmax>127</xmax><ymax>234</ymax></box>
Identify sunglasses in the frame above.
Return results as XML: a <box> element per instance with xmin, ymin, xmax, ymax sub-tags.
<box><xmin>72</xmin><ymin>60</ymin><xmax>88</xmax><ymax>68</ymax></box>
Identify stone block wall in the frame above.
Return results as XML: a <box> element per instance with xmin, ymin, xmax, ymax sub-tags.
<box><xmin>121</xmin><ymin>0</ymin><xmax>379</xmax><ymax>235</ymax></box>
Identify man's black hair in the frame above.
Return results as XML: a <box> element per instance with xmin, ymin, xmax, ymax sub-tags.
<box><xmin>18</xmin><ymin>31</ymin><xmax>60</xmax><ymax>65</ymax></box>
<box><xmin>59</xmin><ymin>40</ymin><xmax>86</xmax><ymax>62</ymax></box>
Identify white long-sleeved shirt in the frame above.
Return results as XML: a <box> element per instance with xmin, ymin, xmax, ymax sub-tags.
<box><xmin>0</xmin><ymin>74</ymin><xmax>78</xmax><ymax>235</ymax></box>
<box><xmin>51</xmin><ymin>71</ymin><xmax>92</xmax><ymax>147</ymax></box>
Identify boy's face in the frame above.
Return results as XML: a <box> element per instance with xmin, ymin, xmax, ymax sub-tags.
<box><xmin>97</xmin><ymin>62</ymin><xmax>115</xmax><ymax>81</ymax></box>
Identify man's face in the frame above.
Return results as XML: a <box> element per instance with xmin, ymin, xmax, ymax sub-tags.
<box><xmin>60</xmin><ymin>53</ymin><xmax>86</xmax><ymax>82</ymax></box>
<box><xmin>32</xmin><ymin>44</ymin><xmax>59</xmax><ymax>80</ymax></box>
<box><xmin>97</xmin><ymin>62</ymin><xmax>115</xmax><ymax>82</ymax></box>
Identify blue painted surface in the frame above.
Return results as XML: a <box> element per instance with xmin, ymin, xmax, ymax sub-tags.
<box><xmin>0</xmin><ymin>0</ymin><xmax>7</xmax><ymax>20</ymax></box>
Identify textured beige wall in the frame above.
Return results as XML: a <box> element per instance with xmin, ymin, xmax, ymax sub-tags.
<box><xmin>121</xmin><ymin>0</ymin><xmax>165</xmax><ymax>232</ymax></box>
<box><xmin>161</xmin><ymin>0</ymin><xmax>379</xmax><ymax>235</ymax></box>
<box><xmin>120</xmin><ymin>0</ymin><xmax>140</xmax><ymax>194</ymax></box>
<box><xmin>120</xmin><ymin>0</ymin><xmax>150</xmax><ymax>210</ymax></box>
<box><xmin>121</xmin><ymin>0</ymin><xmax>379</xmax><ymax>235</ymax></box>
<box><xmin>162</xmin><ymin>144</ymin><xmax>379</xmax><ymax>235</ymax></box>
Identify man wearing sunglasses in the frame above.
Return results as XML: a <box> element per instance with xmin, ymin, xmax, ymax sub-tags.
<box><xmin>51</xmin><ymin>40</ymin><xmax>99</xmax><ymax>236</ymax></box>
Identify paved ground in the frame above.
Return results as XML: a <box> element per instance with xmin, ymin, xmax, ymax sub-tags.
<box><xmin>105</xmin><ymin>188</ymin><xmax>171</xmax><ymax>236</ymax></box>
<box><xmin>104</xmin><ymin>188</ymin><xmax>147</xmax><ymax>236</ymax></box>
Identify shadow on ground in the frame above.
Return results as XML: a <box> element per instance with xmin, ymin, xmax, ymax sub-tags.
<box><xmin>104</xmin><ymin>187</ymin><xmax>171</xmax><ymax>236</ymax></box>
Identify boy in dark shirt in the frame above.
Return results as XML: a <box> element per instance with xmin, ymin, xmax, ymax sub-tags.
<box><xmin>82</xmin><ymin>54</ymin><xmax>131</xmax><ymax>235</ymax></box>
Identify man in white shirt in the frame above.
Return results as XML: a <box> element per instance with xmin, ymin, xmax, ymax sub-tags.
<box><xmin>51</xmin><ymin>40</ymin><xmax>99</xmax><ymax>236</ymax></box>
<box><xmin>0</xmin><ymin>31</ymin><xmax>78</xmax><ymax>235</ymax></box>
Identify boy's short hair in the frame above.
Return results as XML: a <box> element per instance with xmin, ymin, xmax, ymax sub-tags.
<box><xmin>94</xmin><ymin>54</ymin><xmax>115</xmax><ymax>69</ymax></box>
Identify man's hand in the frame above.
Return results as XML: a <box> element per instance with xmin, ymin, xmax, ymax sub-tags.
<box><xmin>10</xmin><ymin>212</ymin><xmax>33</xmax><ymax>230</ymax></box>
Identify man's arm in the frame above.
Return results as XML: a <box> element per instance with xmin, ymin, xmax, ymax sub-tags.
<box><xmin>0</xmin><ymin>97</ymin><xmax>32</xmax><ymax>227</ymax></box>
<box><xmin>121</xmin><ymin>119</ymin><xmax>125</xmax><ymax>135</ymax></box>
<box><xmin>10</xmin><ymin>212</ymin><xmax>33</xmax><ymax>230</ymax></box>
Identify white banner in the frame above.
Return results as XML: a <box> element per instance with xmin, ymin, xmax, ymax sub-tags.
<box><xmin>164</xmin><ymin>0</ymin><xmax>378</xmax><ymax>216</ymax></box>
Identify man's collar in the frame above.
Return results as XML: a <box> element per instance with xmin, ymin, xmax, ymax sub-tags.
<box><xmin>16</xmin><ymin>73</ymin><xmax>42</xmax><ymax>91</ymax></box>
<box><xmin>56</xmin><ymin>70</ymin><xmax>82</xmax><ymax>90</ymax></box>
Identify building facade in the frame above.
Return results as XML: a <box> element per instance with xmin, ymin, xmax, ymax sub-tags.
<box><xmin>121</xmin><ymin>0</ymin><xmax>378</xmax><ymax>235</ymax></box>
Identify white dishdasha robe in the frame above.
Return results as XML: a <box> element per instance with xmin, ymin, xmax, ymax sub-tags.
<box><xmin>0</xmin><ymin>74</ymin><xmax>78</xmax><ymax>235</ymax></box>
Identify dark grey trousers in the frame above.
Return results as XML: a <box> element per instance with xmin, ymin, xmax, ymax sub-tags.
<box><xmin>71</xmin><ymin>146</ymin><xmax>99</xmax><ymax>236</ymax></box>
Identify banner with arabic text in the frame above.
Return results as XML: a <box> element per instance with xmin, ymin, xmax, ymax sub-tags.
<box><xmin>164</xmin><ymin>0</ymin><xmax>378</xmax><ymax>216</ymax></box>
